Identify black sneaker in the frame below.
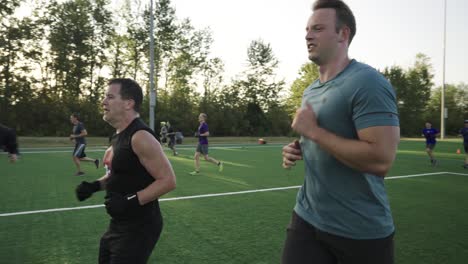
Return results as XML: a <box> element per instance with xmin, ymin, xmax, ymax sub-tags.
<box><xmin>94</xmin><ymin>159</ymin><xmax>100</xmax><ymax>169</ymax></box>
<box><xmin>463</xmin><ymin>164</ymin><xmax>468</xmax><ymax>169</ymax></box>
<box><xmin>75</xmin><ymin>171</ymin><xmax>85</xmax><ymax>176</ymax></box>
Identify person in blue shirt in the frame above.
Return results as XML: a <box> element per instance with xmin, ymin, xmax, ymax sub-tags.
<box><xmin>281</xmin><ymin>1</ymin><xmax>399</xmax><ymax>263</ymax></box>
<box><xmin>189</xmin><ymin>113</ymin><xmax>223</xmax><ymax>175</ymax></box>
<box><xmin>459</xmin><ymin>120</ymin><xmax>468</xmax><ymax>169</ymax></box>
<box><xmin>422</xmin><ymin>121</ymin><xmax>440</xmax><ymax>166</ymax></box>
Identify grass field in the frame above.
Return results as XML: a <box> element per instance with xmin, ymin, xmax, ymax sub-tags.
<box><xmin>1</xmin><ymin>139</ymin><xmax>468</xmax><ymax>263</ymax></box>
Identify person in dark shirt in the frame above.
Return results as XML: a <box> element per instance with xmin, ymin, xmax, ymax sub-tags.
<box><xmin>159</xmin><ymin>121</ymin><xmax>168</xmax><ymax>144</ymax></box>
<box><xmin>166</xmin><ymin>121</ymin><xmax>178</xmax><ymax>156</ymax></box>
<box><xmin>0</xmin><ymin>123</ymin><xmax>19</xmax><ymax>163</ymax></box>
<box><xmin>70</xmin><ymin>113</ymin><xmax>100</xmax><ymax>176</ymax></box>
<box><xmin>459</xmin><ymin>120</ymin><xmax>468</xmax><ymax>169</ymax></box>
<box><xmin>422</xmin><ymin>121</ymin><xmax>440</xmax><ymax>166</ymax></box>
<box><xmin>75</xmin><ymin>78</ymin><xmax>176</xmax><ymax>264</ymax></box>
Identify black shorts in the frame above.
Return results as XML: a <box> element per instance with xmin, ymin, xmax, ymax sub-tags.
<box><xmin>99</xmin><ymin>213</ymin><xmax>163</xmax><ymax>264</ymax></box>
<box><xmin>168</xmin><ymin>137</ymin><xmax>175</xmax><ymax>148</ymax></box>
<box><xmin>281</xmin><ymin>211</ymin><xmax>394</xmax><ymax>264</ymax></box>
<box><xmin>426</xmin><ymin>143</ymin><xmax>436</xmax><ymax>150</ymax></box>
<box><xmin>73</xmin><ymin>143</ymin><xmax>86</xmax><ymax>158</ymax></box>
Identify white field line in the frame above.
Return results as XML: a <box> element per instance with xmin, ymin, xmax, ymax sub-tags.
<box><xmin>1</xmin><ymin>172</ymin><xmax>467</xmax><ymax>217</ymax></box>
<box><xmin>0</xmin><ymin>144</ymin><xmax>284</xmax><ymax>154</ymax></box>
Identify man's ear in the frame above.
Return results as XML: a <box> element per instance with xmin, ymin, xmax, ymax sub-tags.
<box><xmin>125</xmin><ymin>99</ymin><xmax>135</xmax><ymax>110</ymax></box>
<box><xmin>339</xmin><ymin>26</ymin><xmax>351</xmax><ymax>44</ymax></box>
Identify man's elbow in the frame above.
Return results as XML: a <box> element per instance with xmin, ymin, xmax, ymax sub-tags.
<box><xmin>169</xmin><ymin>180</ymin><xmax>176</xmax><ymax>191</ymax></box>
<box><xmin>167</xmin><ymin>176</ymin><xmax>176</xmax><ymax>191</ymax></box>
<box><xmin>368</xmin><ymin>162</ymin><xmax>393</xmax><ymax>177</ymax></box>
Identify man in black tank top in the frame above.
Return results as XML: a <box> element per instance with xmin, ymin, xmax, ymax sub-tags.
<box><xmin>75</xmin><ymin>78</ymin><xmax>177</xmax><ymax>264</ymax></box>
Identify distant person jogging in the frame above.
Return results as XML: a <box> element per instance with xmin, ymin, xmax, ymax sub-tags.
<box><xmin>70</xmin><ymin>113</ymin><xmax>99</xmax><ymax>176</ymax></box>
<box><xmin>166</xmin><ymin>122</ymin><xmax>178</xmax><ymax>156</ymax></box>
<box><xmin>459</xmin><ymin>119</ymin><xmax>468</xmax><ymax>169</ymax></box>
<box><xmin>189</xmin><ymin>113</ymin><xmax>223</xmax><ymax>175</ymax></box>
<box><xmin>0</xmin><ymin>123</ymin><xmax>19</xmax><ymax>163</ymax></box>
<box><xmin>422</xmin><ymin>121</ymin><xmax>440</xmax><ymax>166</ymax></box>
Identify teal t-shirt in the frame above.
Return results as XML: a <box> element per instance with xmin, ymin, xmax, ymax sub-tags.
<box><xmin>294</xmin><ymin>59</ymin><xmax>399</xmax><ymax>239</ymax></box>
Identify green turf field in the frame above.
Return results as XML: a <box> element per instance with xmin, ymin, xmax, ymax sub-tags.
<box><xmin>1</xmin><ymin>139</ymin><xmax>468</xmax><ymax>263</ymax></box>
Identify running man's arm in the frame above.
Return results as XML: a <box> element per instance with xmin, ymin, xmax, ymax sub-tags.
<box><xmin>199</xmin><ymin>131</ymin><xmax>210</xmax><ymax>136</ymax></box>
<box><xmin>291</xmin><ymin>104</ymin><xmax>399</xmax><ymax>177</ymax></box>
<box><xmin>131</xmin><ymin>130</ymin><xmax>176</xmax><ymax>205</ymax></box>
<box><xmin>70</xmin><ymin>129</ymin><xmax>88</xmax><ymax>139</ymax></box>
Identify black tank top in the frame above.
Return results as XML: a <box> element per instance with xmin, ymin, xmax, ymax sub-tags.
<box><xmin>107</xmin><ymin>118</ymin><xmax>161</xmax><ymax>221</ymax></box>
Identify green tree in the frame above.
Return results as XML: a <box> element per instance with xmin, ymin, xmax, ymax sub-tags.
<box><xmin>48</xmin><ymin>0</ymin><xmax>112</xmax><ymax>99</ymax></box>
<box><xmin>161</xmin><ymin>20</ymin><xmax>213</xmax><ymax>134</ymax></box>
<box><xmin>239</xmin><ymin>39</ymin><xmax>285</xmax><ymax>110</ymax></box>
<box><xmin>0</xmin><ymin>13</ymin><xmax>41</xmax><ymax>128</ymax></box>
<box><xmin>231</xmin><ymin>39</ymin><xmax>285</xmax><ymax>135</ymax></box>
<box><xmin>0</xmin><ymin>0</ymin><xmax>20</xmax><ymax>16</ymax></box>
<box><xmin>199</xmin><ymin>57</ymin><xmax>224</xmax><ymax>113</ymax></box>
<box><xmin>383</xmin><ymin>53</ymin><xmax>433</xmax><ymax>136</ymax></box>
<box><xmin>285</xmin><ymin>62</ymin><xmax>319</xmax><ymax>116</ymax></box>
<box><xmin>425</xmin><ymin>83</ymin><xmax>468</xmax><ymax>135</ymax></box>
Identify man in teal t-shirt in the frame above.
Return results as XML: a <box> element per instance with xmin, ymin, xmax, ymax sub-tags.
<box><xmin>281</xmin><ymin>1</ymin><xmax>400</xmax><ymax>263</ymax></box>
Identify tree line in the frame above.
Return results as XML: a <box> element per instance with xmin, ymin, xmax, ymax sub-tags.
<box><xmin>0</xmin><ymin>0</ymin><xmax>466</xmax><ymax>138</ymax></box>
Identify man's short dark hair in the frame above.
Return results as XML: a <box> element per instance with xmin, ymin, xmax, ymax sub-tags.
<box><xmin>313</xmin><ymin>0</ymin><xmax>356</xmax><ymax>45</ymax></box>
<box><xmin>108</xmin><ymin>78</ymin><xmax>143</xmax><ymax>113</ymax></box>
<box><xmin>71</xmin><ymin>112</ymin><xmax>80</xmax><ymax>120</ymax></box>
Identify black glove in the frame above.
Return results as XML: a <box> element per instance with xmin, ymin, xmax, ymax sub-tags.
<box><xmin>194</xmin><ymin>131</ymin><xmax>200</xmax><ymax>137</ymax></box>
<box><xmin>104</xmin><ymin>192</ymin><xmax>141</xmax><ymax>218</ymax></box>
<box><xmin>75</xmin><ymin>181</ymin><xmax>101</xmax><ymax>201</ymax></box>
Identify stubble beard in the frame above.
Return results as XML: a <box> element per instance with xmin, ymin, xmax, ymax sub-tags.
<box><xmin>309</xmin><ymin>54</ymin><xmax>323</xmax><ymax>66</ymax></box>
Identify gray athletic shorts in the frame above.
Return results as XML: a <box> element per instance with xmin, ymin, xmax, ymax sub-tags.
<box><xmin>196</xmin><ymin>144</ymin><xmax>209</xmax><ymax>155</ymax></box>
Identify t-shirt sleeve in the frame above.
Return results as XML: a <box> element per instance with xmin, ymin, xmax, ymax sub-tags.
<box><xmin>77</xmin><ymin>123</ymin><xmax>85</xmax><ymax>134</ymax></box>
<box><xmin>200</xmin><ymin>123</ymin><xmax>209</xmax><ymax>134</ymax></box>
<box><xmin>352</xmin><ymin>73</ymin><xmax>400</xmax><ymax>130</ymax></box>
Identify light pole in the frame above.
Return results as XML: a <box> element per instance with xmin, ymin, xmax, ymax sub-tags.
<box><xmin>440</xmin><ymin>0</ymin><xmax>447</xmax><ymax>139</ymax></box>
<box><xmin>149</xmin><ymin>0</ymin><xmax>156</xmax><ymax>131</ymax></box>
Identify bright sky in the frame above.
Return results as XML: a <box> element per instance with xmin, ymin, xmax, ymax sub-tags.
<box><xmin>171</xmin><ymin>0</ymin><xmax>468</xmax><ymax>87</ymax></box>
